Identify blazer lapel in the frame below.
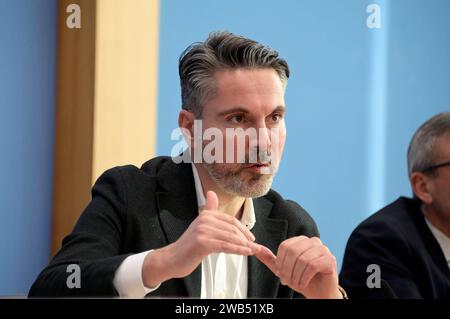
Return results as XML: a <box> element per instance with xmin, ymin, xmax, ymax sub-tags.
<box><xmin>155</xmin><ymin>159</ymin><xmax>202</xmax><ymax>297</ymax></box>
<box><xmin>248</xmin><ymin>197</ymin><xmax>288</xmax><ymax>298</ymax></box>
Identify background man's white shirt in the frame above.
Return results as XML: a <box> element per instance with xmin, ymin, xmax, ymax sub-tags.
<box><xmin>425</xmin><ymin>217</ymin><xmax>450</xmax><ymax>269</ymax></box>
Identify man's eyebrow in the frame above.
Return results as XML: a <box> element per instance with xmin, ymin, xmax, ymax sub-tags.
<box><xmin>217</xmin><ymin>105</ymin><xmax>286</xmax><ymax>117</ymax></box>
<box><xmin>217</xmin><ymin>107</ymin><xmax>250</xmax><ymax>117</ymax></box>
<box><xmin>270</xmin><ymin>105</ymin><xmax>286</xmax><ymax>114</ymax></box>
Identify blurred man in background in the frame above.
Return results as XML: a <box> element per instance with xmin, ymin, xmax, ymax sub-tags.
<box><xmin>340</xmin><ymin>112</ymin><xmax>450</xmax><ymax>298</ymax></box>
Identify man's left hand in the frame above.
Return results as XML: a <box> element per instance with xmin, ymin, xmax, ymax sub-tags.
<box><xmin>255</xmin><ymin>236</ymin><xmax>342</xmax><ymax>299</ymax></box>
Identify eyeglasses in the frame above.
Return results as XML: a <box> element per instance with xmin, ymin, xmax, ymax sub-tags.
<box><xmin>421</xmin><ymin>161</ymin><xmax>450</xmax><ymax>173</ymax></box>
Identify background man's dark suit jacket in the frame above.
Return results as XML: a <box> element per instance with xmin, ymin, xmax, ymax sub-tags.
<box><xmin>29</xmin><ymin>156</ymin><xmax>319</xmax><ymax>297</ymax></box>
<box><xmin>340</xmin><ymin>197</ymin><xmax>450</xmax><ymax>298</ymax></box>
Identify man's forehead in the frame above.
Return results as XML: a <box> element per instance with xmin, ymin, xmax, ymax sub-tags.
<box><xmin>205</xmin><ymin>69</ymin><xmax>285</xmax><ymax>112</ymax></box>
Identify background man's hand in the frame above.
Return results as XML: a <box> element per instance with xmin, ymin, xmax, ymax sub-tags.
<box><xmin>142</xmin><ymin>190</ymin><xmax>259</xmax><ymax>287</ymax></box>
<box><xmin>255</xmin><ymin>236</ymin><xmax>342</xmax><ymax>299</ymax></box>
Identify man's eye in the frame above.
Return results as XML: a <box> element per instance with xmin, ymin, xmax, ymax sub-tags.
<box><xmin>271</xmin><ymin>114</ymin><xmax>282</xmax><ymax>122</ymax></box>
<box><xmin>230</xmin><ymin>115</ymin><xmax>244</xmax><ymax>124</ymax></box>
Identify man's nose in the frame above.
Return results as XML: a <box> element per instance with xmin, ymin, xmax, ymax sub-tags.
<box><xmin>252</xmin><ymin>125</ymin><xmax>272</xmax><ymax>163</ymax></box>
<box><xmin>258</xmin><ymin>127</ymin><xmax>271</xmax><ymax>152</ymax></box>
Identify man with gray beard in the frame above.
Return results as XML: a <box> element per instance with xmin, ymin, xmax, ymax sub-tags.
<box><xmin>29</xmin><ymin>31</ymin><xmax>346</xmax><ymax>299</ymax></box>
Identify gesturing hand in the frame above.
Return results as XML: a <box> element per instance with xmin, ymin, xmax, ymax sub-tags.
<box><xmin>255</xmin><ymin>236</ymin><xmax>341</xmax><ymax>299</ymax></box>
<box><xmin>143</xmin><ymin>191</ymin><xmax>260</xmax><ymax>287</ymax></box>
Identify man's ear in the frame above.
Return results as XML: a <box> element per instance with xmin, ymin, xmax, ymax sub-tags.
<box><xmin>410</xmin><ymin>172</ymin><xmax>433</xmax><ymax>204</ymax></box>
<box><xmin>178</xmin><ymin>109</ymin><xmax>195</xmax><ymax>144</ymax></box>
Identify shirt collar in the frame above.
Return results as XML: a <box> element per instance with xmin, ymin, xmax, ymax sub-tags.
<box><xmin>191</xmin><ymin>163</ymin><xmax>256</xmax><ymax>230</ymax></box>
<box><xmin>425</xmin><ymin>217</ymin><xmax>450</xmax><ymax>264</ymax></box>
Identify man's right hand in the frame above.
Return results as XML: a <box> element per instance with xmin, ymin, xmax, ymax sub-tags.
<box><xmin>142</xmin><ymin>190</ymin><xmax>260</xmax><ymax>288</ymax></box>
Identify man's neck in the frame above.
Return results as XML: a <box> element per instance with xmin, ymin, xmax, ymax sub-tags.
<box><xmin>421</xmin><ymin>204</ymin><xmax>450</xmax><ymax>238</ymax></box>
<box><xmin>195</xmin><ymin>163</ymin><xmax>246</xmax><ymax>219</ymax></box>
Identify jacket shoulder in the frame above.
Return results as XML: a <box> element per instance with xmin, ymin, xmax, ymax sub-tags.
<box><xmin>263</xmin><ymin>189</ymin><xmax>319</xmax><ymax>238</ymax></box>
<box><xmin>352</xmin><ymin>197</ymin><xmax>419</xmax><ymax>238</ymax></box>
<box><xmin>97</xmin><ymin>156</ymin><xmax>173</xmax><ymax>182</ymax></box>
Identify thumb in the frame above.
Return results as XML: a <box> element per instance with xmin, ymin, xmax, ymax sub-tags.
<box><xmin>204</xmin><ymin>190</ymin><xmax>219</xmax><ymax>211</ymax></box>
<box><xmin>255</xmin><ymin>245</ymin><xmax>278</xmax><ymax>276</ymax></box>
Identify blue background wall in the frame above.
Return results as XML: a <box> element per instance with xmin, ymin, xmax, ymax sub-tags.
<box><xmin>0</xmin><ymin>0</ymin><xmax>57</xmax><ymax>295</ymax></box>
<box><xmin>0</xmin><ymin>0</ymin><xmax>449</xmax><ymax>296</ymax></box>
<box><xmin>156</xmin><ymin>0</ymin><xmax>450</xmax><ymax>270</ymax></box>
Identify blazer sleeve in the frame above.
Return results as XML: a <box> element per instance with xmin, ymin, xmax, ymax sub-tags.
<box><xmin>28</xmin><ymin>167</ymin><xmax>132</xmax><ymax>297</ymax></box>
<box><xmin>339</xmin><ymin>219</ymin><xmax>422</xmax><ymax>298</ymax></box>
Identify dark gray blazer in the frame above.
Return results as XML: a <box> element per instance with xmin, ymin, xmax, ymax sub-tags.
<box><xmin>340</xmin><ymin>197</ymin><xmax>450</xmax><ymax>298</ymax></box>
<box><xmin>29</xmin><ymin>156</ymin><xmax>319</xmax><ymax>298</ymax></box>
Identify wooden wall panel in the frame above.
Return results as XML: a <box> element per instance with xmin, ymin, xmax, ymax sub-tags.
<box><xmin>51</xmin><ymin>0</ymin><xmax>96</xmax><ymax>255</ymax></box>
<box><xmin>51</xmin><ymin>0</ymin><xmax>159</xmax><ymax>255</ymax></box>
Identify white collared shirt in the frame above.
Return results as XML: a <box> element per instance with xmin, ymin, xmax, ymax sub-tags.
<box><xmin>113</xmin><ymin>164</ymin><xmax>256</xmax><ymax>298</ymax></box>
<box><xmin>425</xmin><ymin>218</ymin><xmax>450</xmax><ymax>269</ymax></box>
<box><xmin>190</xmin><ymin>163</ymin><xmax>255</xmax><ymax>298</ymax></box>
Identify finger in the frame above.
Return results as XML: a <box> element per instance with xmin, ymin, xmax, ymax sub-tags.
<box><xmin>206</xmin><ymin>238</ymin><xmax>255</xmax><ymax>256</ymax></box>
<box><xmin>204</xmin><ymin>190</ymin><xmax>219</xmax><ymax>211</ymax></box>
<box><xmin>299</xmin><ymin>255</ymin><xmax>336</xmax><ymax>290</ymax></box>
<box><xmin>254</xmin><ymin>244</ymin><xmax>278</xmax><ymax>274</ymax></box>
<box><xmin>276</xmin><ymin>236</ymin><xmax>311</xmax><ymax>276</ymax></box>
<box><xmin>200</xmin><ymin>191</ymin><xmax>255</xmax><ymax>242</ymax></box>
<box><xmin>279</xmin><ymin>244</ymin><xmax>307</xmax><ymax>286</ymax></box>
<box><xmin>292</xmin><ymin>245</ymin><xmax>328</xmax><ymax>287</ymax></box>
<box><xmin>206</xmin><ymin>211</ymin><xmax>255</xmax><ymax>242</ymax></box>
<box><xmin>201</xmin><ymin>224</ymin><xmax>260</xmax><ymax>252</ymax></box>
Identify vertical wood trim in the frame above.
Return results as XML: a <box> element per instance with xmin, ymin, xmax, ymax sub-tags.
<box><xmin>51</xmin><ymin>0</ymin><xmax>97</xmax><ymax>255</ymax></box>
<box><xmin>51</xmin><ymin>0</ymin><xmax>159</xmax><ymax>255</ymax></box>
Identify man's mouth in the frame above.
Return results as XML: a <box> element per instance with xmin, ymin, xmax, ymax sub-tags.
<box><xmin>241</xmin><ymin>163</ymin><xmax>273</xmax><ymax>175</ymax></box>
<box><xmin>243</xmin><ymin>163</ymin><xmax>270</xmax><ymax>168</ymax></box>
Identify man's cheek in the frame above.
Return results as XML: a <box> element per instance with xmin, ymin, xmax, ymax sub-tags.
<box><xmin>278</xmin><ymin>125</ymin><xmax>287</xmax><ymax>153</ymax></box>
<box><xmin>270</xmin><ymin>128</ymin><xmax>285</xmax><ymax>157</ymax></box>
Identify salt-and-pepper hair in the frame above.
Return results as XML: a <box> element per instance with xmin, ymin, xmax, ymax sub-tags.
<box><xmin>179</xmin><ymin>31</ymin><xmax>290</xmax><ymax>118</ymax></box>
<box><xmin>407</xmin><ymin>112</ymin><xmax>450</xmax><ymax>176</ymax></box>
